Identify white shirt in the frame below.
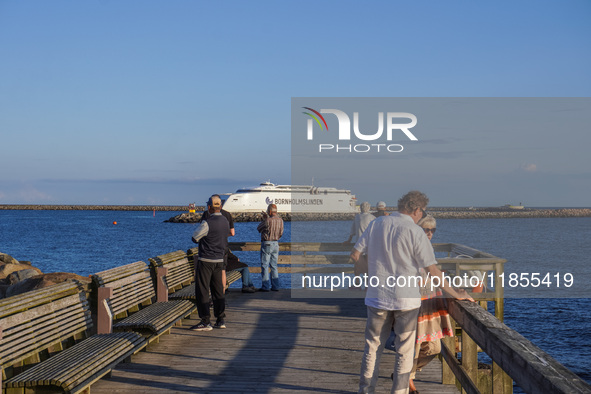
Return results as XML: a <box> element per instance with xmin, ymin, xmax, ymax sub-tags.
<box><xmin>353</xmin><ymin>212</ymin><xmax>436</xmax><ymax>311</ymax></box>
<box><xmin>349</xmin><ymin>212</ymin><xmax>375</xmax><ymax>243</ymax></box>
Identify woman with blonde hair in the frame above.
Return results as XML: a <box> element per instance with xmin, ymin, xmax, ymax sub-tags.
<box><xmin>409</xmin><ymin>214</ymin><xmax>453</xmax><ymax>394</ymax></box>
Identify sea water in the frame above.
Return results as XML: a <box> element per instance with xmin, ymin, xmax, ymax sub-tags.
<box><xmin>1</xmin><ymin>210</ymin><xmax>589</xmax><ymax>387</ymax></box>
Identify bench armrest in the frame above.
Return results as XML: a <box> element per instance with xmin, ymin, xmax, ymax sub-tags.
<box><xmin>97</xmin><ymin>287</ymin><xmax>113</xmax><ymax>334</ymax></box>
<box><xmin>156</xmin><ymin>267</ymin><xmax>169</xmax><ymax>302</ymax></box>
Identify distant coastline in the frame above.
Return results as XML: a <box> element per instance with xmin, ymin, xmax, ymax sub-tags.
<box><xmin>166</xmin><ymin>208</ymin><xmax>591</xmax><ymax>223</ymax></box>
<box><xmin>0</xmin><ymin>204</ymin><xmax>187</xmax><ymax>211</ymax></box>
<box><xmin>1</xmin><ymin>205</ymin><xmax>590</xmax><ymax>221</ymax></box>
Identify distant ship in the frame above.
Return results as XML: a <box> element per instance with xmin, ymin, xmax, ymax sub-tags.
<box><xmin>220</xmin><ymin>181</ymin><xmax>359</xmax><ymax>213</ymax></box>
<box><xmin>503</xmin><ymin>202</ymin><xmax>525</xmax><ymax>210</ymax></box>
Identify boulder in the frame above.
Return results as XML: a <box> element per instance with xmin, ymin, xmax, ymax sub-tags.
<box><xmin>0</xmin><ymin>284</ymin><xmax>9</xmax><ymax>299</ymax></box>
<box><xmin>0</xmin><ymin>262</ymin><xmax>43</xmax><ymax>281</ymax></box>
<box><xmin>7</xmin><ymin>269</ymin><xmax>41</xmax><ymax>285</ymax></box>
<box><xmin>5</xmin><ymin>272</ymin><xmax>91</xmax><ymax>298</ymax></box>
<box><xmin>0</xmin><ymin>252</ymin><xmax>20</xmax><ymax>265</ymax></box>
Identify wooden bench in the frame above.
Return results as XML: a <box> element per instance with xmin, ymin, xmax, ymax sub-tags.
<box><xmin>149</xmin><ymin>248</ymin><xmax>242</xmax><ymax>301</ymax></box>
<box><xmin>92</xmin><ymin>261</ymin><xmax>196</xmax><ymax>343</ymax></box>
<box><xmin>1</xmin><ymin>282</ymin><xmax>145</xmax><ymax>394</ymax></box>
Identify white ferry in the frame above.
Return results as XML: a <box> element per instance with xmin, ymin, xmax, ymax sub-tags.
<box><xmin>220</xmin><ymin>181</ymin><xmax>359</xmax><ymax>213</ymax></box>
<box><xmin>503</xmin><ymin>203</ymin><xmax>525</xmax><ymax>210</ymax></box>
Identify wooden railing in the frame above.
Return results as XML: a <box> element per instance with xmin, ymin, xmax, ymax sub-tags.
<box><xmin>228</xmin><ymin>241</ymin><xmax>591</xmax><ymax>394</ymax></box>
<box><xmin>444</xmin><ymin>300</ymin><xmax>591</xmax><ymax>394</ymax></box>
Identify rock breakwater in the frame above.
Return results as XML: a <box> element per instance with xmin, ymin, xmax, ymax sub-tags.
<box><xmin>429</xmin><ymin>208</ymin><xmax>591</xmax><ymax>219</ymax></box>
<box><xmin>165</xmin><ymin>212</ymin><xmax>357</xmax><ymax>223</ymax></box>
<box><xmin>0</xmin><ymin>204</ymin><xmax>187</xmax><ymax>211</ymax></box>
<box><xmin>165</xmin><ymin>208</ymin><xmax>591</xmax><ymax>223</ymax></box>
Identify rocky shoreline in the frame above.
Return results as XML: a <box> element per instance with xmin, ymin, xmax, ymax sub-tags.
<box><xmin>0</xmin><ymin>252</ymin><xmax>90</xmax><ymax>299</ymax></box>
<box><xmin>164</xmin><ymin>208</ymin><xmax>591</xmax><ymax>223</ymax></box>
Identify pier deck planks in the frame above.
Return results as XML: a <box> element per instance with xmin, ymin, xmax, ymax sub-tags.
<box><xmin>90</xmin><ymin>290</ymin><xmax>459</xmax><ymax>393</ymax></box>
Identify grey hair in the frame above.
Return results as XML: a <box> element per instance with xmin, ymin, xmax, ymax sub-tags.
<box><xmin>397</xmin><ymin>190</ymin><xmax>429</xmax><ymax>214</ymax></box>
<box><xmin>418</xmin><ymin>214</ymin><xmax>436</xmax><ymax>228</ymax></box>
<box><xmin>360</xmin><ymin>201</ymin><xmax>371</xmax><ymax>213</ymax></box>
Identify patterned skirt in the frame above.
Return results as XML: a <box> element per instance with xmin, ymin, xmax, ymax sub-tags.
<box><xmin>415</xmin><ymin>289</ymin><xmax>453</xmax><ymax>344</ymax></box>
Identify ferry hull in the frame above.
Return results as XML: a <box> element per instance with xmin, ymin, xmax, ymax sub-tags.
<box><xmin>222</xmin><ymin>191</ymin><xmax>358</xmax><ymax>213</ymax></box>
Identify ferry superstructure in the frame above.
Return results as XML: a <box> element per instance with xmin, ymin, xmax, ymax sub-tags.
<box><xmin>221</xmin><ymin>182</ymin><xmax>359</xmax><ymax>213</ymax></box>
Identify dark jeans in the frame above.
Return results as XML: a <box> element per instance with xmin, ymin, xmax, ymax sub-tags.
<box><xmin>195</xmin><ymin>260</ymin><xmax>225</xmax><ymax>323</ymax></box>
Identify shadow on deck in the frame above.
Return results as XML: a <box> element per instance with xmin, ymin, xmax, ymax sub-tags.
<box><xmin>91</xmin><ymin>290</ymin><xmax>459</xmax><ymax>393</ymax></box>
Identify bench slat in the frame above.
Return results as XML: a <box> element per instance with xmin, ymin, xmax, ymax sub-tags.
<box><xmin>164</xmin><ymin>267</ymin><xmax>194</xmax><ymax>289</ymax></box>
<box><xmin>113</xmin><ymin>300</ymin><xmax>195</xmax><ymax>333</ymax></box>
<box><xmin>168</xmin><ymin>284</ymin><xmax>195</xmax><ymax>300</ymax></box>
<box><xmin>102</xmin><ymin>271</ymin><xmax>151</xmax><ymax>291</ymax></box>
<box><xmin>93</xmin><ymin>261</ymin><xmax>147</xmax><ymax>285</ymax></box>
<box><xmin>0</xmin><ymin>282</ymin><xmax>80</xmax><ymax>317</ymax></box>
<box><xmin>1</xmin><ymin>303</ymin><xmax>89</xmax><ymax>362</ymax></box>
<box><xmin>110</xmin><ymin>285</ymin><xmax>155</xmax><ymax>315</ymax></box>
<box><xmin>5</xmin><ymin>332</ymin><xmax>145</xmax><ymax>392</ymax></box>
<box><xmin>1</xmin><ymin>293</ymin><xmax>92</xmax><ymax>368</ymax></box>
<box><xmin>0</xmin><ymin>293</ymin><xmax>84</xmax><ymax>329</ymax></box>
<box><xmin>148</xmin><ymin>250</ymin><xmax>187</xmax><ymax>267</ymax></box>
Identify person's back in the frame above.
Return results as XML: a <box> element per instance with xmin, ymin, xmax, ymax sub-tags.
<box><xmin>198</xmin><ymin>213</ymin><xmax>229</xmax><ymax>263</ymax></box>
<box><xmin>191</xmin><ymin>195</ymin><xmax>231</xmax><ymax>331</ymax></box>
<box><xmin>353</xmin><ymin>191</ymin><xmax>473</xmax><ymax>394</ymax></box>
<box><xmin>360</xmin><ymin>213</ymin><xmax>433</xmax><ymax>311</ymax></box>
<box><xmin>354</xmin><ymin>212</ymin><xmax>375</xmax><ymax>239</ymax></box>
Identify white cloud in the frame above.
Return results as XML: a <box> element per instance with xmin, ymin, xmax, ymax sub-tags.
<box><xmin>520</xmin><ymin>163</ymin><xmax>538</xmax><ymax>172</ymax></box>
<box><xmin>18</xmin><ymin>185</ymin><xmax>53</xmax><ymax>203</ymax></box>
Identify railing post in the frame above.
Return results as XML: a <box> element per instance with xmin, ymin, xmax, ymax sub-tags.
<box><xmin>494</xmin><ymin>262</ymin><xmax>504</xmax><ymax>322</ymax></box>
<box><xmin>97</xmin><ymin>287</ymin><xmax>113</xmax><ymax>335</ymax></box>
<box><xmin>462</xmin><ymin>330</ymin><xmax>478</xmax><ymax>394</ymax></box>
<box><xmin>492</xmin><ymin>362</ymin><xmax>504</xmax><ymax>393</ymax></box>
<box><xmin>156</xmin><ymin>267</ymin><xmax>169</xmax><ymax>302</ymax></box>
<box><xmin>441</xmin><ymin>318</ymin><xmax>456</xmax><ymax>385</ymax></box>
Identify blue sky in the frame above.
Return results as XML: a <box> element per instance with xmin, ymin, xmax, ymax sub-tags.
<box><xmin>1</xmin><ymin>1</ymin><xmax>590</xmax><ymax>206</ymax></box>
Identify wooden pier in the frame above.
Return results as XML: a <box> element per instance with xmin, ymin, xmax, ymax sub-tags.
<box><xmin>89</xmin><ymin>289</ymin><xmax>459</xmax><ymax>393</ymax></box>
<box><xmin>2</xmin><ymin>243</ymin><xmax>590</xmax><ymax>393</ymax></box>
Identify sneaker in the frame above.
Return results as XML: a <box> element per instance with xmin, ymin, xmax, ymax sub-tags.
<box><xmin>242</xmin><ymin>286</ymin><xmax>257</xmax><ymax>293</ymax></box>
<box><xmin>213</xmin><ymin>319</ymin><xmax>226</xmax><ymax>329</ymax></box>
<box><xmin>190</xmin><ymin>321</ymin><xmax>213</xmax><ymax>331</ymax></box>
<box><xmin>271</xmin><ymin>288</ymin><xmax>279</xmax><ymax>292</ymax></box>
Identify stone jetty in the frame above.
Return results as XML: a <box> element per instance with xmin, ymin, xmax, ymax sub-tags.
<box><xmin>0</xmin><ymin>204</ymin><xmax>186</xmax><ymax>211</ymax></box>
<box><xmin>164</xmin><ymin>211</ymin><xmax>357</xmax><ymax>223</ymax></box>
<box><xmin>165</xmin><ymin>208</ymin><xmax>591</xmax><ymax>223</ymax></box>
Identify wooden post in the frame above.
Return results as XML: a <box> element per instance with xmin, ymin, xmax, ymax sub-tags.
<box><xmin>97</xmin><ymin>287</ymin><xmax>113</xmax><ymax>335</ymax></box>
<box><xmin>494</xmin><ymin>262</ymin><xmax>504</xmax><ymax>322</ymax></box>
<box><xmin>492</xmin><ymin>361</ymin><xmax>504</xmax><ymax>394</ymax></box>
<box><xmin>462</xmin><ymin>331</ymin><xmax>478</xmax><ymax>394</ymax></box>
<box><xmin>441</xmin><ymin>318</ymin><xmax>456</xmax><ymax>385</ymax></box>
<box><xmin>156</xmin><ymin>267</ymin><xmax>169</xmax><ymax>303</ymax></box>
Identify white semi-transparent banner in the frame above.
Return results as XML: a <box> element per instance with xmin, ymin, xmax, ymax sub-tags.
<box><xmin>290</xmin><ymin>98</ymin><xmax>591</xmax><ymax>299</ymax></box>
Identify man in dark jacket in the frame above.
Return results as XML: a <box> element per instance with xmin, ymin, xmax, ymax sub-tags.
<box><xmin>191</xmin><ymin>195</ymin><xmax>230</xmax><ymax>331</ymax></box>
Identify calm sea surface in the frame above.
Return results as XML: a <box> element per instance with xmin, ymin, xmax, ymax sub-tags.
<box><xmin>1</xmin><ymin>210</ymin><xmax>590</xmax><ymax>388</ymax></box>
